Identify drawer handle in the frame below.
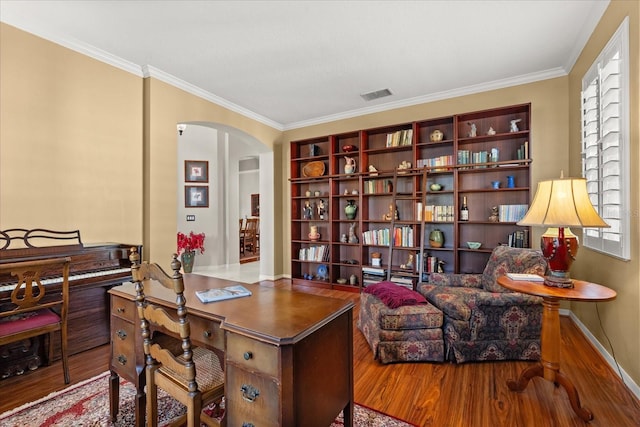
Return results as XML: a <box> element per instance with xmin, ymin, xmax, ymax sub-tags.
<box><xmin>117</xmin><ymin>307</ymin><xmax>125</xmax><ymax>313</ymax></box>
<box><xmin>203</xmin><ymin>330</ymin><xmax>212</xmax><ymax>338</ymax></box>
<box><xmin>240</xmin><ymin>384</ymin><xmax>260</xmax><ymax>402</ymax></box>
<box><xmin>242</xmin><ymin>424</ymin><xmax>255</xmax><ymax>427</ymax></box>
<box><xmin>116</xmin><ymin>329</ymin><xmax>127</xmax><ymax>340</ymax></box>
<box><xmin>243</xmin><ymin>351</ymin><xmax>253</xmax><ymax>360</ymax></box>
<box><xmin>117</xmin><ymin>355</ymin><xmax>127</xmax><ymax>366</ymax></box>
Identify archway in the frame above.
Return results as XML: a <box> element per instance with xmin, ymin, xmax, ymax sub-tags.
<box><xmin>176</xmin><ymin>122</ymin><xmax>274</xmax><ymax>281</ymax></box>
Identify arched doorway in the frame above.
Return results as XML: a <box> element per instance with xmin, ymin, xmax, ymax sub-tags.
<box><xmin>176</xmin><ymin>122</ymin><xmax>274</xmax><ymax>282</ymax></box>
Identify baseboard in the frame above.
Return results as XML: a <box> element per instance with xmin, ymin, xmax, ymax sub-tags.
<box><xmin>258</xmin><ymin>273</ymin><xmax>288</xmax><ymax>282</ymax></box>
<box><xmin>561</xmin><ymin>308</ymin><xmax>640</xmax><ymax>400</ymax></box>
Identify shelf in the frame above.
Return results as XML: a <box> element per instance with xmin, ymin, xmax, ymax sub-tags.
<box><xmin>457</xmin><ymin>130</ymin><xmax>530</xmax><ymax>145</ymax></box>
<box><xmin>459</xmin><ymin>187</ymin><xmax>529</xmax><ymax>193</ymax></box>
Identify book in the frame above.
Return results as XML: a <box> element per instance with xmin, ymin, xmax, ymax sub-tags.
<box><xmin>506</xmin><ymin>273</ymin><xmax>544</xmax><ymax>282</ymax></box>
<box><xmin>195</xmin><ymin>284</ymin><xmax>252</xmax><ymax>303</ymax></box>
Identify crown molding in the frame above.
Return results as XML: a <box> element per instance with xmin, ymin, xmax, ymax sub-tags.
<box><xmin>142</xmin><ymin>66</ymin><xmax>283</xmax><ymax>131</ymax></box>
<box><xmin>562</xmin><ymin>0</ymin><xmax>611</xmax><ymax>73</ymax></box>
<box><xmin>2</xmin><ymin>19</ymin><xmax>572</xmax><ymax>133</ymax></box>
<box><xmin>2</xmin><ymin>20</ymin><xmax>144</xmax><ymax>77</ymax></box>
<box><xmin>283</xmin><ymin>67</ymin><xmax>567</xmax><ymax>131</ymax></box>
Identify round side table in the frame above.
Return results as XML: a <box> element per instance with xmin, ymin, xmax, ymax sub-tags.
<box><xmin>497</xmin><ymin>276</ymin><xmax>616</xmax><ymax>422</ymax></box>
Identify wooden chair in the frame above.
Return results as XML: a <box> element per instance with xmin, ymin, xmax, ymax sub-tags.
<box><xmin>0</xmin><ymin>257</ymin><xmax>71</xmax><ymax>384</ymax></box>
<box><xmin>243</xmin><ymin>218</ymin><xmax>258</xmax><ymax>254</ymax></box>
<box><xmin>130</xmin><ymin>249</ymin><xmax>225</xmax><ymax>427</ymax></box>
<box><xmin>239</xmin><ymin>218</ymin><xmax>245</xmax><ymax>255</ymax></box>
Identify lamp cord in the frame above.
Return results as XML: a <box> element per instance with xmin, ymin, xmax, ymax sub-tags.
<box><xmin>595</xmin><ymin>303</ymin><xmax>626</xmax><ymax>387</ymax></box>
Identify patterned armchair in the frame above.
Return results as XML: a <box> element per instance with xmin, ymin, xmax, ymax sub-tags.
<box><xmin>417</xmin><ymin>245</ymin><xmax>547</xmax><ymax>363</ymax></box>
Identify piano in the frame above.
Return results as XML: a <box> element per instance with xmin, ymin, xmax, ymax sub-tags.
<box><xmin>0</xmin><ymin>228</ymin><xmax>141</xmax><ymax>379</ymax></box>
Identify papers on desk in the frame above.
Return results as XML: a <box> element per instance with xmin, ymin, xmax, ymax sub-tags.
<box><xmin>195</xmin><ymin>284</ymin><xmax>252</xmax><ymax>303</ymax></box>
<box><xmin>506</xmin><ymin>273</ymin><xmax>544</xmax><ymax>282</ymax></box>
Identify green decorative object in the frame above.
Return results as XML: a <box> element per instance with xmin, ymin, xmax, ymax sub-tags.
<box><xmin>181</xmin><ymin>250</ymin><xmax>195</xmax><ymax>273</ymax></box>
<box><xmin>429</xmin><ymin>229</ymin><xmax>444</xmax><ymax>248</ymax></box>
<box><xmin>345</xmin><ymin>199</ymin><xmax>358</xmax><ymax>220</ymax></box>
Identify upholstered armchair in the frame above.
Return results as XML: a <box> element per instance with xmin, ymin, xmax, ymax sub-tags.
<box><xmin>417</xmin><ymin>245</ymin><xmax>547</xmax><ymax>363</ymax></box>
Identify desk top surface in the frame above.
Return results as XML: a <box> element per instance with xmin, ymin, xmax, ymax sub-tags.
<box><xmin>497</xmin><ymin>276</ymin><xmax>617</xmax><ymax>302</ymax></box>
<box><xmin>110</xmin><ymin>274</ymin><xmax>353</xmax><ymax>346</ymax></box>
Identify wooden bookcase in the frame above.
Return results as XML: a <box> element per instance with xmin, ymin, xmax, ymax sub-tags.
<box><xmin>290</xmin><ymin>103</ymin><xmax>532</xmax><ymax>291</ymax></box>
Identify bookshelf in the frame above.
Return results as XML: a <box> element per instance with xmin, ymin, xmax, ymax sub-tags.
<box><xmin>290</xmin><ymin>103</ymin><xmax>532</xmax><ymax>291</ymax></box>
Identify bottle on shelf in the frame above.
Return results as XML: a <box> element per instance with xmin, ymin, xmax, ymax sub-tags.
<box><xmin>460</xmin><ymin>197</ymin><xmax>469</xmax><ymax>221</ymax></box>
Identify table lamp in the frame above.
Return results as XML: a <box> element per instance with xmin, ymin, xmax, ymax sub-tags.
<box><xmin>517</xmin><ymin>174</ymin><xmax>609</xmax><ymax>288</ymax></box>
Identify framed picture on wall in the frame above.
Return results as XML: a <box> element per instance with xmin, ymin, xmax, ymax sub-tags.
<box><xmin>185</xmin><ymin>160</ymin><xmax>209</xmax><ymax>183</ymax></box>
<box><xmin>185</xmin><ymin>186</ymin><xmax>209</xmax><ymax>208</ymax></box>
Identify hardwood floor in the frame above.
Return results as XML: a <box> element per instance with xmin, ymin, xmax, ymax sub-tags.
<box><xmin>2</xmin><ymin>280</ymin><xmax>639</xmax><ymax>426</ymax></box>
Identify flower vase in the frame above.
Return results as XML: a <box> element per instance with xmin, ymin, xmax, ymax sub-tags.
<box><xmin>345</xmin><ymin>200</ymin><xmax>357</xmax><ymax>220</ymax></box>
<box><xmin>181</xmin><ymin>251</ymin><xmax>195</xmax><ymax>273</ymax></box>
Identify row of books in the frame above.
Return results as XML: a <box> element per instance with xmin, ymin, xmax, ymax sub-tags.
<box><xmin>389</xmin><ymin>275</ymin><xmax>414</xmax><ymax>289</ymax></box>
<box><xmin>298</xmin><ymin>244</ymin><xmax>330</xmax><ymax>262</ymax></box>
<box><xmin>416</xmin><ymin>155</ymin><xmax>454</xmax><ymax>171</ymax></box>
<box><xmin>415</xmin><ymin>253</ymin><xmax>445</xmax><ymax>274</ymax></box>
<box><xmin>498</xmin><ymin>204</ymin><xmax>528</xmax><ymax>222</ymax></box>
<box><xmin>363</xmin><ymin>179</ymin><xmax>393</xmax><ymax>194</ymax></box>
<box><xmin>361</xmin><ymin>226</ymin><xmax>415</xmax><ymax>247</ymax></box>
<box><xmin>417</xmin><ymin>203</ymin><xmax>454</xmax><ymax>222</ymax></box>
<box><xmin>362</xmin><ymin>266</ymin><xmax>386</xmax><ymax>287</ymax></box>
<box><xmin>457</xmin><ymin>149</ymin><xmax>493</xmax><ymax>166</ymax></box>
<box><xmin>386</xmin><ymin>129</ymin><xmax>413</xmax><ymax>147</ymax></box>
<box><xmin>507</xmin><ymin>230</ymin><xmax>530</xmax><ymax>248</ymax></box>
<box><xmin>516</xmin><ymin>141</ymin><xmax>529</xmax><ymax>160</ymax></box>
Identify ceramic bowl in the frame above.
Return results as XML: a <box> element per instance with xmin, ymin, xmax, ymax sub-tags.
<box><xmin>342</xmin><ymin>145</ymin><xmax>357</xmax><ymax>153</ymax></box>
<box><xmin>336</xmin><ymin>278</ymin><xmax>347</xmax><ymax>284</ymax></box>
<box><xmin>466</xmin><ymin>241</ymin><xmax>482</xmax><ymax>250</ymax></box>
<box><xmin>430</xmin><ymin>183</ymin><xmax>443</xmax><ymax>191</ymax></box>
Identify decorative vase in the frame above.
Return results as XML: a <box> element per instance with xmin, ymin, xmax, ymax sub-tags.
<box><xmin>308</xmin><ymin>225</ymin><xmax>320</xmax><ymax>241</ymax></box>
<box><xmin>181</xmin><ymin>251</ymin><xmax>195</xmax><ymax>273</ymax></box>
<box><xmin>344</xmin><ymin>156</ymin><xmax>356</xmax><ymax>175</ymax></box>
<box><xmin>345</xmin><ymin>200</ymin><xmax>357</xmax><ymax>220</ymax></box>
<box><xmin>429</xmin><ymin>229</ymin><xmax>444</xmax><ymax>248</ymax></box>
<box><xmin>507</xmin><ymin>175</ymin><xmax>515</xmax><ymax>188</ymax></box>
<box><xmin>430</xmin><ymin>129</ymin><xmax>444</xmax><ymax>142</ymax></box>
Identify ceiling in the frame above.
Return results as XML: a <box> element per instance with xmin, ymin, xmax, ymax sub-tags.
<box><xmin>0</xmin><ymin>1</ymin><xmax>609</xmax><ymax>130</ymax></box>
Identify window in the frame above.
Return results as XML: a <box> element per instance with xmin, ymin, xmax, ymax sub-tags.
<box><xmin>581</xmin><ymin>17</ymin><xmax>630</xmax><ymax>260</ymax></box>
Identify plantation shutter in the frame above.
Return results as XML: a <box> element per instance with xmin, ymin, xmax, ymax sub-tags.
<box><xmin>580</xmin><ymin>18</ymin><xmax>629</xmax><ymax>260</ymax></box>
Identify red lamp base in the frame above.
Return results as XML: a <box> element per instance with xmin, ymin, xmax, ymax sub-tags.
<box><xmin>541</xmin><ymin>227</ymin><xmax>579</xmax><ymax>289</ymax></box>
<box><xmin>543</xmin><ymin>274</ymin><xmax>574</xmax><ymax>288</ymax></box>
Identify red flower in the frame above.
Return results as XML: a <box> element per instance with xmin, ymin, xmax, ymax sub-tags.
<box><xmin>177</xmin><ymin>231</ymin><xmax>205</xmax><ymax>254</ymax></box>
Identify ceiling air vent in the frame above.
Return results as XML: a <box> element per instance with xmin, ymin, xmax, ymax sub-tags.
<box><xmin>360</xmin><ymin>88</ymin><xmax>393</xmax><ymax>102</ymax></box>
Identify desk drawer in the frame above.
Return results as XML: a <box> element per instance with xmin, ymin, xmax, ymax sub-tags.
<box><xmin>190</xmin><ymin>317</ymin><xmax>224</xmax><ymax>351</ymax></box>
<box><xmin>226</xmin><ymin>364</ymin><xmax>279</xmax><ymax>427</ymax></box>
<box><xmin>226</xmin><ymin>333</ymin><xmax>279</xmax><ymax>377</ymax></box>
<box><xmin>111</xmin><ymin>295</ymin><xmax>135</xmax><ymax>322</ymax></box>
<box><xmin>110</xmin><ymin>316</ymin><xmax>137</xmax><ymax>378</ymax></box>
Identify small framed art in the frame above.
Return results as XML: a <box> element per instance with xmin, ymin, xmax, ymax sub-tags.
<box><xmin>185</xmin><ymin>186</ymin><xmax>209</xmax><ymax>208</ymax></box>
<box><xmin>185</xmin><ymin>160</ymin><xmax>209</xmax><ymax>183</ymax></box>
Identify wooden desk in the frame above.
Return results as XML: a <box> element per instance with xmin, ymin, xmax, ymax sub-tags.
<box><xmin>108</xmin><ymin>275</ymin><xmax>354</xmax><ymax>427</ymax></box>
<box><xmin>498</xmin><ymin>276</ymin><xmax>616</xmax><ymax>422</ymax></box>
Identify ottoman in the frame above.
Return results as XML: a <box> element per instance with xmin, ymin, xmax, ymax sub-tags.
<box><xmin>357</xmin><ymin>291</ymin><xmax>444</xmax><ymax>364</ymax></box>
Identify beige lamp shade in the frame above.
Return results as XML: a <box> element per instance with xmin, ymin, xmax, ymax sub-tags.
<box><xmin>517</xmin><ymin>177</ymin><xmax>609</xmax><ymax>228</ymax></box>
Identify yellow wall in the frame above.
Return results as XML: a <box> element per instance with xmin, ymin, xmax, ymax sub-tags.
<box><xmin>0</xmin><ymin>23</ymin><xmax>143</xmax><ymax>244</ymax></box>
<box><xmin>568</xmin><ymin>0</ymin><xmax>640</xmax><ymax>387</ymax></box>
<box><xmin>142</xmin><ymin>78</ymin><xmax>282</xmax><ymax>264</ymax></box>
<box><xmin>0</xmin><ymin>22</ymin><xmax>282</xmax><ymax>265</ymax></box>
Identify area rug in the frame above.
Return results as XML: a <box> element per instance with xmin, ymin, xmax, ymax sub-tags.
<box><xmin>0</xmin><ymin>371</ymin><xmax>415</xmax><ymax>426</ymax></box>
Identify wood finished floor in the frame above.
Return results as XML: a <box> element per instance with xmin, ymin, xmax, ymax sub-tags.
<box><xmin>1</xmin><ymin>280</ymin><xmax>639</xmax><ymax>426</ymax></box>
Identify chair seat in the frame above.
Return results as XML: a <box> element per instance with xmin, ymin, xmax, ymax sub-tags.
<box><xmin>0</xmin><ymin>309</ymin><xmax>60</xmax><ymax>337</ymax></box>
<box><xmin>159</xmin><ymin>346</ymin><xmax>224</xmax><ymax>392</ymax></box>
